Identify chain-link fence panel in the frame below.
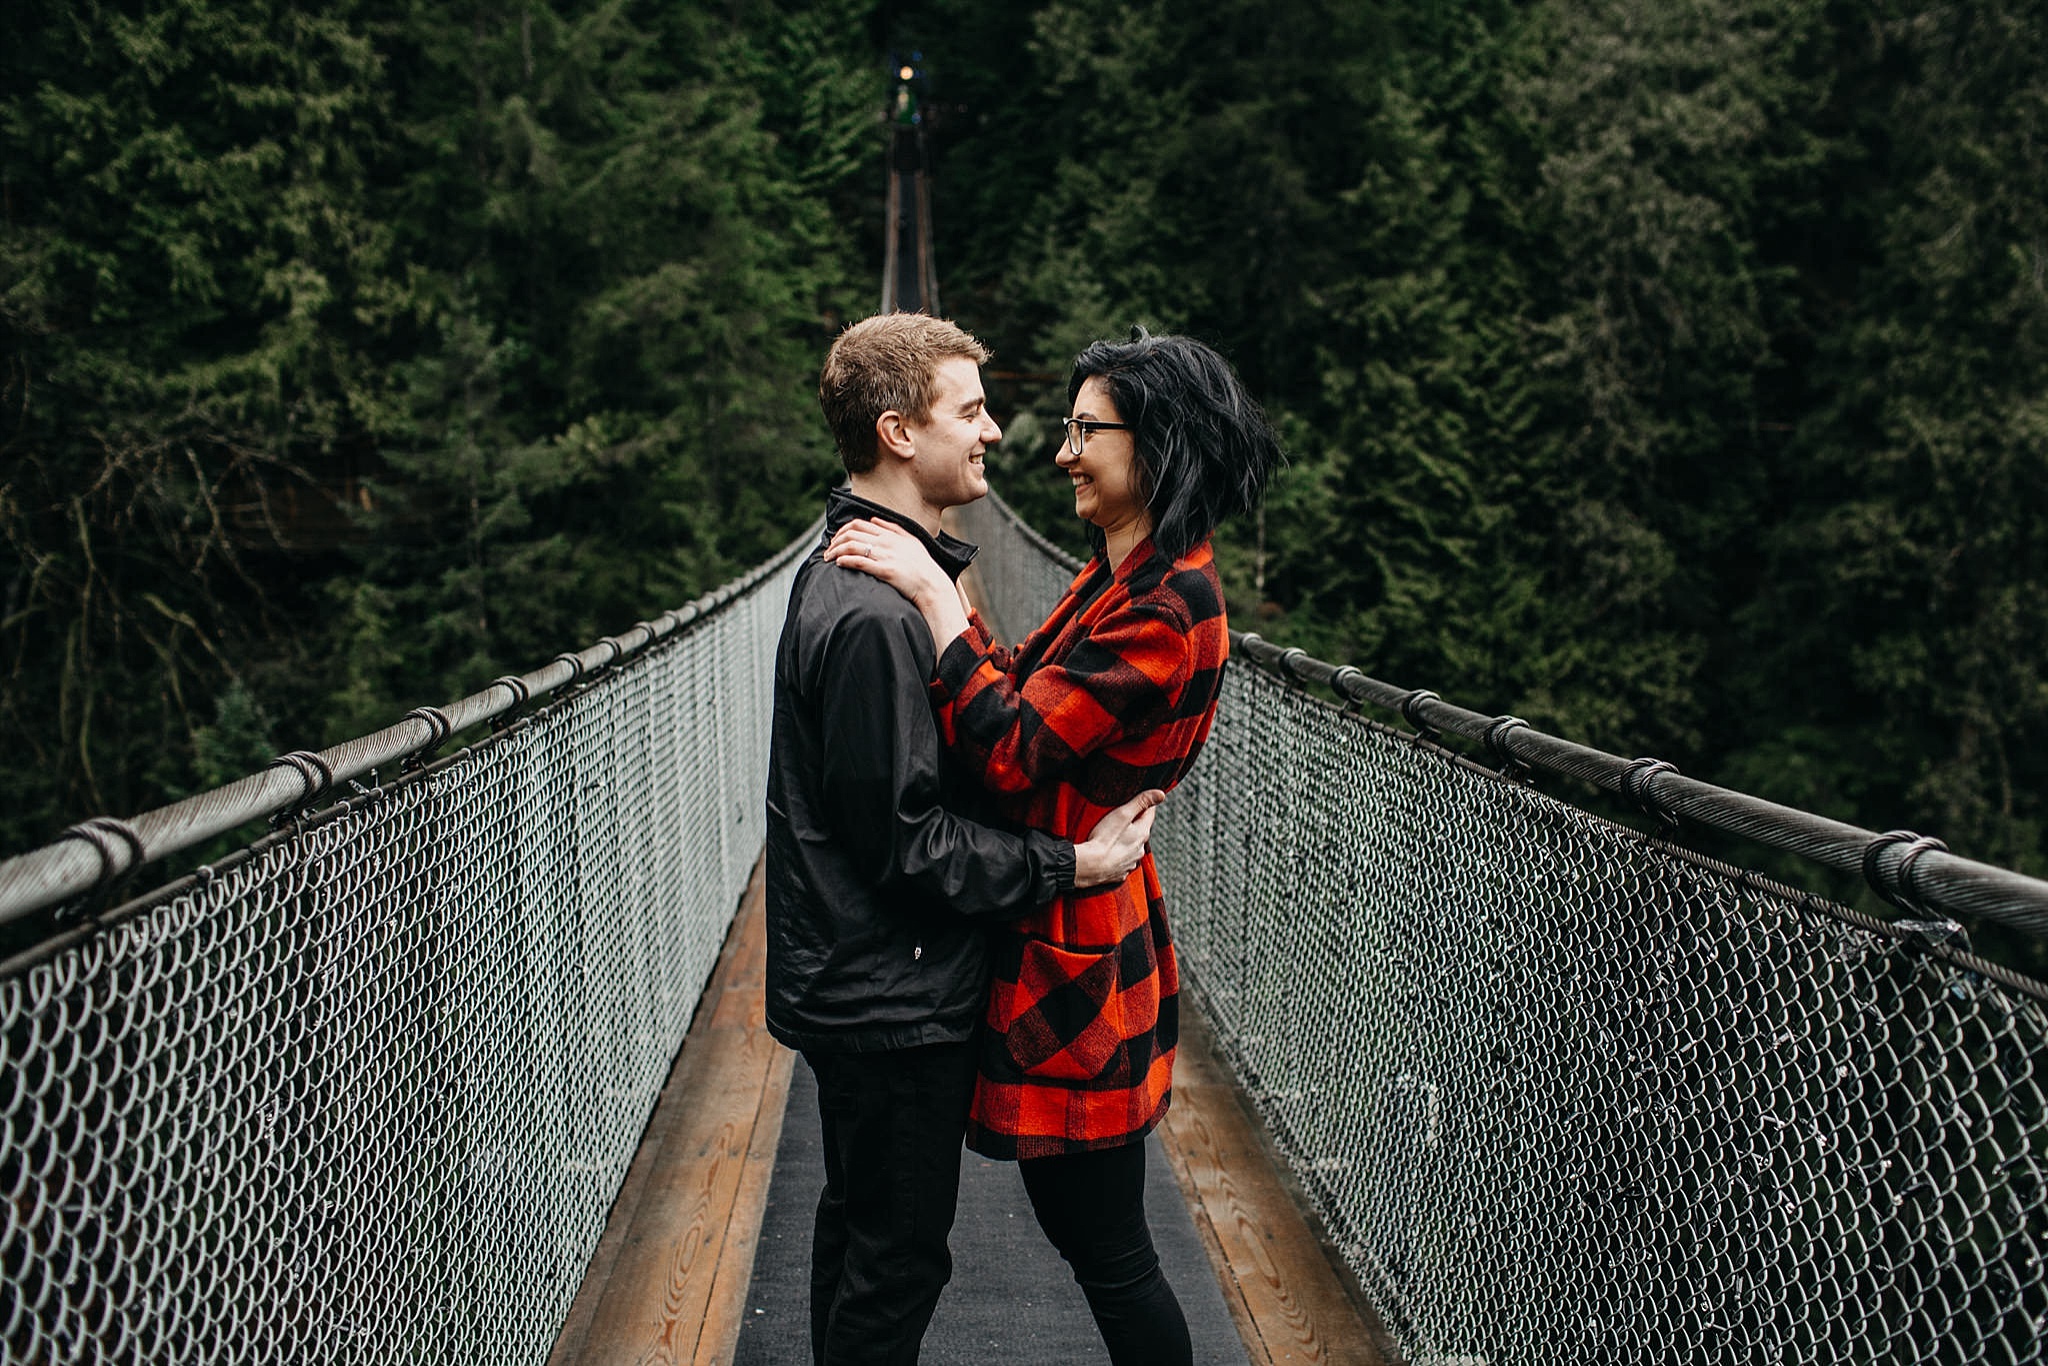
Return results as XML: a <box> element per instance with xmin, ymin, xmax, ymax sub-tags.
<box><xmin>0</xmin><ymin>534</ymin><xmax>808</xmax><ymax>1366</ymax></box>
<box><xmin>965</xmin><ymin>491</ymin><xmax>2047</xmax><ymax>1366</ymax></box>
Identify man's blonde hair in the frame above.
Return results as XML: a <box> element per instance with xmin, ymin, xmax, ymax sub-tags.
<box><xmin>819</xmin><ymin>314</ymin><xmax>992</xmax><ymax>475</ymax></box>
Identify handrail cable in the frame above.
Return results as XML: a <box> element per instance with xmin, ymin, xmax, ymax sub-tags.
<box><xmin>965</xmin><ymin>488</ymin><xmax>2048</xmax><ymax>941</ymax></box>
<box><xmin>1232</xmin><ymin>633</ymin><xmax>2048</xmax><ymax>939</ymax></box>
<box><xmin>0</xmin><ymin>521</ymin><xmax>823</xmax><ymax>928</ymax></box>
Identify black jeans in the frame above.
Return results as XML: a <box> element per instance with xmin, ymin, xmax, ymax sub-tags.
<box><xmin>803</xmin><ymin>1042</ymin><xmax>977</xmax><ymax>1365</ymax></box>
<box><xmin>1019</xmin><ymin>1140</ymin><xmax>1193</xmax><ymax>1366</ymax></box>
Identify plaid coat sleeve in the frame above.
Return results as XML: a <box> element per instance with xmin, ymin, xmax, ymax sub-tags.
<box><xmin>960</xmin><ymin>608</ymin><xmax>1013</xmax><ymax>674</ymax></box>
<box><xmin>931</xmin><ymin>557</ymin><xmax>1223</xmax><ymax>809</ymax></box>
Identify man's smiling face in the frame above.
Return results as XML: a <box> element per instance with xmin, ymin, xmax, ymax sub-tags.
<box><xmin>905</xmin><ymin>354</ymin><xmax>1002</xmax><ymax>511</ymax></box>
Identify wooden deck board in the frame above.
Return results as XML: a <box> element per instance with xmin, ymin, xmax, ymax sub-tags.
<box><xmin>1161</xmin><ymin>1005</ymin><xmax>1397</xmax><ymax>1366</ymax></box>
<box><xmin>549</xmin><ymin>860</ymin><xmax>794</xmax><ymax>1366</ymax></box>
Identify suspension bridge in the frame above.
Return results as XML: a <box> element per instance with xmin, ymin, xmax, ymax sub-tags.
<box><xmin>2</xmin><ymin>68</ymin><xmax>2045</xmax><ymax>1366</ymax></box>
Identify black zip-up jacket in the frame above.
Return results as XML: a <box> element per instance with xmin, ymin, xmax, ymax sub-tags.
<box><xmin>764</xmin><ymin>490</ymin><xmax>1076</xmax><ymax>1053</ymax></box>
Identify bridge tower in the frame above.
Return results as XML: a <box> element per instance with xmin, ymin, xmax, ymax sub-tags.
<box><xmin>880</xmin><ymin>58</ymin><xmax>939</xmax><ymax>315</ymax></box>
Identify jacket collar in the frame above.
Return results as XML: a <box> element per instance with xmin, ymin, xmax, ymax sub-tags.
<box><xmin>825</xmin><ymin>487</ymin><xmax>979</xmax><ymax>582</ymax></box>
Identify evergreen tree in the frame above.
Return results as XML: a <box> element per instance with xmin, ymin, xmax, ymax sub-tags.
<box><xmin>325</xmin><ymin>0</ymin><xmax>873</xmax><ymax>737</ymax></box>
<box><xmin>1742</xmin><ymin>1</ymin><xmax>2048</xmax><ymax>890</ymax></box>
<box><xmin>1499</xmin><ymin>0</ymin><xmax>1832</xmax><ymax>757</ymax></box>
<box><xmin>1</xmin><ymin>0</ymin><xmax>876</xmax><ymax>848</ymax></box>
<box><xmin>1</xmin><ymin>0</ymin><xmax>392</xmax><ymax>849</ymax></box>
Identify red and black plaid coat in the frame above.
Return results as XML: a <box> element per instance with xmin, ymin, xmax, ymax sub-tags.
<box><xmin>930</xmin><ymin>536</ymin><xmax>1229</xmax><ymax>1159</ymax></box>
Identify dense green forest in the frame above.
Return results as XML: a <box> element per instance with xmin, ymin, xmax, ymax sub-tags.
<box><xmin>4</xmin><ymin>2</ymin><xmax>2044</xmax><ymax>938</ymax></box>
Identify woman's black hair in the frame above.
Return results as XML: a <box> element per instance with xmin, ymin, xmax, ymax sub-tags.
<box><xmin>1067</xmin><ymin>327</ymin><xmax>1282</xmax><ymax>561</ymax></box>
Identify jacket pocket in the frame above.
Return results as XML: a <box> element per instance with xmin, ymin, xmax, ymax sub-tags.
<box><xmin>999</xmin><ymin>938</ymin><xmax>1130</xmax><ymax>1083</ymax></box>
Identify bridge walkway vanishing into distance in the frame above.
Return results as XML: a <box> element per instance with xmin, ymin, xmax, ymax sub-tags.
<box><xmin>880</xmin><ymin>61</ymin><xmax>939</xmax><ymax>319</ymax></box>
<box><xmin>1</xmin><ymin>490</ymin><xmax>2044</xmax><ymax>1366</ymax></box>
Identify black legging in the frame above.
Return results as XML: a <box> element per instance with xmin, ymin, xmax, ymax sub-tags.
<box><xmin>1017</xmin><ymin>1140</ymin><xmax>1193</xmax><ymax>1366</ymax></box>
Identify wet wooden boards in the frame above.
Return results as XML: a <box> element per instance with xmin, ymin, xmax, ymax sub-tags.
<box><xmin>1159</xmin><ymin>1005</ymin><xmax>1397</xmax><ymax>1365</ymax></box>
<box><xmin>549</xmin><ymin>861</ymin><xmax>793</xmax><ymax>1366</ymax></box>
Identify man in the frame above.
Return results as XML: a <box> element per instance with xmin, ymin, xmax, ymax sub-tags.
<box><xmin>764</xmin><ymin>313</ymin><xmax>1162</xmax><ymax>1365</ymax></box>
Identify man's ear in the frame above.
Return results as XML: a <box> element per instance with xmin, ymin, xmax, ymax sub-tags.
<box><xmin>874</xmin><ymin>410</ymin><xmax>917</xmax><ymax>462</ymax></box>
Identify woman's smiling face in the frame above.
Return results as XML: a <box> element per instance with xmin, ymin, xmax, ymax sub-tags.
<box><xmin>1058</xmin><ymin>377</ymin><xmax>1149</xmax><ymax>539</ymax></box>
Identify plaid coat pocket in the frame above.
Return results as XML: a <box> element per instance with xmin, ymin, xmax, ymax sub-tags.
<box><xmin>999</xmin><ymin>937</ymin><xmax>1139</xmax><ymax>1083</ymax></box>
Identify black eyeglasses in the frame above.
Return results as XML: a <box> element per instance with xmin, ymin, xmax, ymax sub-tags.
<box><xmin>1061</xmin><ymin>416</ymin><xmax>1132</xmax><ymax>455</ymax></box>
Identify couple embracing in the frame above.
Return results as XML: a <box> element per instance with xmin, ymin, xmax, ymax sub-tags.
<box><xmin>764</xmin><ymin>313</ymin><xmax>1281</xmax><ymax>1365</ymax></box>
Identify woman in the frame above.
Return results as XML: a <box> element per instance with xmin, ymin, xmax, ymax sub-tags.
<box><xmin>825</xmin><ymin>329</ymin><xmax>1281</xmax><ymax>1365</ymax></box>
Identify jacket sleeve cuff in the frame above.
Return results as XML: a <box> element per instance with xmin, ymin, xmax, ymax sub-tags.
<box><xmin>933</xmin><ymin>631</ymin><xmax>985</xmax><ymax>701</ymax></box>
<box><xmin>1027</xmin><ymin>829</ymin><xmax>1077</xmax><ymax>895</ymax></box>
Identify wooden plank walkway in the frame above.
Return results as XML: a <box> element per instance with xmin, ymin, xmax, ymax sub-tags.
<box><xmin>548</xmin><ymin>859</ymin><xmax>794</xmax><ymax>1366</ymax></box>
<box><xmin>1160</xmin><ymin>1009</ymin><xmax>1397</xmax><ymax>1365</ymax></box>
<box><xmin>549</xmin><ymin>854</ymin><xmax>1391</xmax><ymax>1365</ymax></box>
